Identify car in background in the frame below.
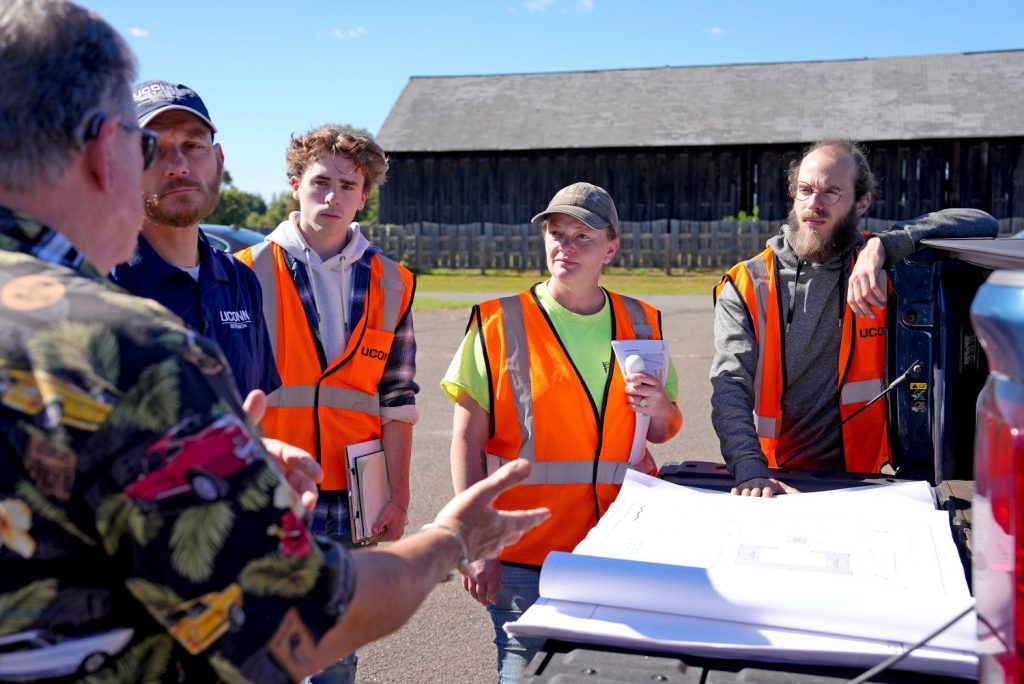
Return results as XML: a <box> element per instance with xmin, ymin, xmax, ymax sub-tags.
<box><xmin>200</xmin><ymin>224</ymin><xmax>265</xmax><ymax>253</ymax></box>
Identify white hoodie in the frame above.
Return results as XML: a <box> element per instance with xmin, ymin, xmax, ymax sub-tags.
<box><xmin>266</xmin><ymin>211</ymin><xmax>372</xmax><ymax>364</ymax></box>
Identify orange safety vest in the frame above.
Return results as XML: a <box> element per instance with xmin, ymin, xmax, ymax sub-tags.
<box><xmin>236</xmin><ymin>241</ymin><xmax>414</xmax><ymax>490</ymax></box>
<box><xmin>474</xmin><ymin>286</ymin><xmax>662</xmax><ymax>566</ymax></box>
<box><xmin>714</xmin><ymin>246</ymin><xmax>890</xmax><ymax>473</ymax></box>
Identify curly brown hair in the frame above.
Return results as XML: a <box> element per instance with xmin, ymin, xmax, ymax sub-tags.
<box><xmin>286</xmin><ymin>124</ymin><xmax>388</xmax><ymax>190</ymax></box>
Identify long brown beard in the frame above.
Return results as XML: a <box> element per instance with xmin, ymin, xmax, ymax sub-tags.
<box><xmin>787</xmin><ymin>203</ymin><xmax>860</xmax><ymax>262</ymax></box>
<box><xmin>143</xmin><ymin>167</ymin><xmax>222</xmax><ymax>228</ymax></box>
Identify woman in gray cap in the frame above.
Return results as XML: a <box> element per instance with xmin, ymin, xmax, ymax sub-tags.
<box><xmin>442</xmin><ymin>182</ymin><xmax>683</xmax><ymax>683</ymax></box>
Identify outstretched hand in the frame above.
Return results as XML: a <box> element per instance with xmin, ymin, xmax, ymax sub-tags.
<box><xmin>244</xmin><ymin>390</ymin><xmax>322</xmax><ymax>511</ymax></box>
<box><xmin>432</xmin><ymin>459</ymin><xmax>550</xmax><ymax>565</ymax></box>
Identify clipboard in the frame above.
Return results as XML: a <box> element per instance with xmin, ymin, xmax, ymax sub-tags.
<box><xmin>345</xmin><ymin>439</ymin><xmax>391</xmax><ymax>544</ymax></box>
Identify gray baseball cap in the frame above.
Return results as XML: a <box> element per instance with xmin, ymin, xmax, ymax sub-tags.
<box><xmin>531</xmin><ymin>182</ymin><xmax>619</xmax><ymax>235</ymax></box>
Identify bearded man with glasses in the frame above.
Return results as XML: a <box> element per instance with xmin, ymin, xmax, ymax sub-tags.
<box><xmin>710</xmin><ymin>139</ymin><xmax>997</xmax><ymax>497</ymax></box>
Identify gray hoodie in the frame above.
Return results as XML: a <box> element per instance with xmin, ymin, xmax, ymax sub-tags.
<box><xmin>710</xmin><ymin>208</ymin><xmax>998</xmax><ymax>485</ymax></box>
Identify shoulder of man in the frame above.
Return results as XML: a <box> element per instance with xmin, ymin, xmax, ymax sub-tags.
<box><xmin>1</xmin><ymin>252</ymin><xmax>176</xmax><ymax>333</ymax></box>
<box><xmin>216</xmin><ymin>249</ymin><xmax>264</xmax><ymax>290</ymax></box>
<box><xmin>0</xmin><ymin>255</ymin><xmax>231</xmax><ymax>461</ymax></box>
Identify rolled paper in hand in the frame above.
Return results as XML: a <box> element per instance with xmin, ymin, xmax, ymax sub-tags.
<box><xmin>623</xmin><ymin>354</ymin><xmax>650</xmax><ymax>465</ymax></box>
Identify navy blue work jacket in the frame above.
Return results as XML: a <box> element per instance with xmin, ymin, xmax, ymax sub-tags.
<box><xmin>110</xmin><ymin>232</ymin><xmax>281</xmax><ymax>398</ymax></box>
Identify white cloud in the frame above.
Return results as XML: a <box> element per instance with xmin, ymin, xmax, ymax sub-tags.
<box><xmin>524</xmin><ymin>0</ymin><xmax>593</xmax><ymax>13</ymax></box>
<box><xmin>128</xmin><ymin>27</ymin><xmax>149</xmax><ymax>38</ymax></box>
<box><xmin>332</xmin><ymin>26</ymin><xmax>367</xmax><ymax>40</ymax></box>
<box><xmin>525</xmin><ymin>0</ymin><xmax>555</xmax><ymax>12</ymax></box>
<box><xmin>704</xmin><ymin>26</ymin><xmax>727</xmax><ymax>36</ymax></box>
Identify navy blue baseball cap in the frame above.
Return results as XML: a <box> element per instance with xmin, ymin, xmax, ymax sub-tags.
<box><xmin>132</xmin><ymin>80</ymin><xmax>217</xmax><ymax>133</ymax></box>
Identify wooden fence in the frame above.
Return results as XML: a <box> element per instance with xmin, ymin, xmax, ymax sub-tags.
<box><xmin>363</xmin><ymin>217</ymin><xmax>1024</xmax><ymax>273</ymax></box>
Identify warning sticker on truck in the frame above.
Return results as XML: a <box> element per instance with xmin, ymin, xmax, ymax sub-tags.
<box><xmin>909</xmin><ymin>382</ymin><xmax>928</xmax><ymax>413</ymax></box>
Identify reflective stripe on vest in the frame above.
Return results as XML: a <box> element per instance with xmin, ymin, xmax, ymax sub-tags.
<box><xmin>250</xmin><ymin>241</ymin><xmax>279</xmax><ymax>359</ymax></box>
<box><xmin>379</xmin><ymin>257</ymin><xmax>404</xmax><ymax>332</ymax></box>
<box><xmin>744</xmin><ymin>255</ymin><xmax>775</xmax><ymax>440</ymax></box>
<box><xmin>620</xmin><ymin>295</ymin><xmax>653</xmax><ymax>340</ymax></box>
<box><xmin>485</xmin><ymin>453</ymin><xmax>628</xmax><ymax>485</ymax></box>
<box><xmin>499</xmin><ymin>294</ymin><xmax>537</xmax><ymax>462</ymax></box>
<box><xmin>266</xmin><ymin>384</ymin><xmax>380</xmax><ymax>416</ymax></box>
<box><xmin>756</xmin><ymin>415</ymin><xmax>778</xmax><ymax>440</ymax></box>
<box><xmin>840</xmin><ymin>378</ymin><xmax>883</xmax><ymax>405</ymax></box>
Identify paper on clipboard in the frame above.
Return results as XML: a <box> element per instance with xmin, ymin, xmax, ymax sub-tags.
<box><xmin>345</xmin><ymin>439</ymin><xmax>391</xmax><ymax>544</ymax></box>
<box><xmin>611</xmin><ymin>340</ymin><xmax>669</xmax><ymax>466</ymax></box>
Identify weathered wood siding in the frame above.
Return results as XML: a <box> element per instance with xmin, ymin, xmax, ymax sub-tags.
<box><xmin>363</xmin><ymin>217</ymin><xmax>1022</xmax><ymax>273</ymax></box>
<box><xmin>379</xmin><ymin>138</ymin><xmax>1024</xmax><ymax>225</ymax></box>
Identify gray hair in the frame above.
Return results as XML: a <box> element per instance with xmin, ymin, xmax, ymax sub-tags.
<box><xmin>0</xmin><ymin>0</ymin><xmax>136</xmax><ymax>191</ymax></box>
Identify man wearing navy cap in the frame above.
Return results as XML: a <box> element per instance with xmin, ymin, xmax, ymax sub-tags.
<box><xmin>111</xmin><ymin>80</ymin><xmax>280</xmax><ymax>398</ymax></box>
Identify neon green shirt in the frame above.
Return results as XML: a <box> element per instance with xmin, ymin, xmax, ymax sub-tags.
<box><xmin>441</xmin><ymin>281</ymin><xmax>679</xmax><ymax>414</ymax></box>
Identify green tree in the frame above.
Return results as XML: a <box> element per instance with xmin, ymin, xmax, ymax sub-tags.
<box><xmin>355</xmin><ymin>185</ymin><xmax>379</xmax><ymax>226</ymax></box>
<box><xmin>204</xmin><ymin>169</ymin><xmax>266</xmax><ymax>227</ymax></box>
<box><xmin>207</xmin><ymin>187</ymin><xmax>266</xmax><ymax>227</ymax></box>
<box><xmin>247</xmin><ymin>191</ymin><xmax>296</xmax><ymax>232</ymax></box>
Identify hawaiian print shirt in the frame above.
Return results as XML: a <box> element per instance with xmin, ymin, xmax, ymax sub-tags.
<box><xmin>0</xmin><ymin>206</ymin><xmax>355</xmax><ymax>683</ymax></box>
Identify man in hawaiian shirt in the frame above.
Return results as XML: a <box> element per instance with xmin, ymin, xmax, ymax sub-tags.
<box><xmin>0</xmin><ymin>2</ymin><xmax>548</xmax><ymax>681</ymax></box>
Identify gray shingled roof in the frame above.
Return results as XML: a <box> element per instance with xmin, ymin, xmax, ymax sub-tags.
<box><xmin>377</xmin><ymin>50</ymin><xmax>1024</xmax><ymax>152</ymax></box>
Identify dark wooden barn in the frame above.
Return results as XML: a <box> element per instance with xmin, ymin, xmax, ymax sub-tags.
<box><xmin>376</xmin><ymin>50</ymin><xmax>1024</xmax><ymax>227</ymax></box>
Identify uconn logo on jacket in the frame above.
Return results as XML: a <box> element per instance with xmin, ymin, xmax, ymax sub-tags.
<box><xmin>361</xmin><ymin>345</ymin><xmax>389</xmax><ymax>361</ymax></box>
<box><xmin>220</xmin><ymin>309</ymin><xmax>252</xmax><ymax>330</ymax></box>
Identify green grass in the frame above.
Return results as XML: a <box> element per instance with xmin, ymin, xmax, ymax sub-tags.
<box><xmin>416</xmin><ymin>268</ymin><xmax>722</xmax><ymax>297</ymax></box>
<box><xmin>413</xmin><ymin>296</ymin><xmax>475</xmax><ymax>312</ymax></box>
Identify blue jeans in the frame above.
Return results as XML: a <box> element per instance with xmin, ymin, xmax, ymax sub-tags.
<box><xmin>307</xmin><ymin>492</ymin><xmax>357</xmax><ymax>684</ymax></box>
<box><xmin>487</xmin><ymin>563</ymin><xmax>546</xmax><ymax>684</ymax></box>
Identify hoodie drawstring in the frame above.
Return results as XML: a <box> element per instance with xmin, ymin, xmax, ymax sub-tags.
<box><xmin>303</xmin><ymin>245</ymin><xmax>322</xmax><ymax>326</ymax></box>
<box><xmin>785</xmin><ymin>259</ymin><xmax>804</xmax><ymax>333</ymax></box>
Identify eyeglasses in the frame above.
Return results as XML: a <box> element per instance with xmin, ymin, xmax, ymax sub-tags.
<box><xmin>793</xmin><ymin>183</ymin><xmax>844</xmax><ymax>206</ymax></box>
<box><xmin>82</xmin><ymin>111</ymin><xmax>159</xmax><ymax>170</ymax></box>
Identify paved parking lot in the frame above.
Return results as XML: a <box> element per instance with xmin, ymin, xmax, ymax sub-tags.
<box><xmin>357</xmin><ymin>293</ymin><xmax>722</xmax><ymax>683</ymax></box>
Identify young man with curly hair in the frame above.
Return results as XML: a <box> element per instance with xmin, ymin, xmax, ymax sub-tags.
<box><xmin>236</xmin><ymin>126</ymin><xmax>418</xmax><ymax>683</ymax></box>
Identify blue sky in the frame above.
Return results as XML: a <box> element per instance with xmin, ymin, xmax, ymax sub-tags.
<box><xmin>84</xmin><ymin>0</ymin><xmax>1023</xmax><ymax>203</ymax></box>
